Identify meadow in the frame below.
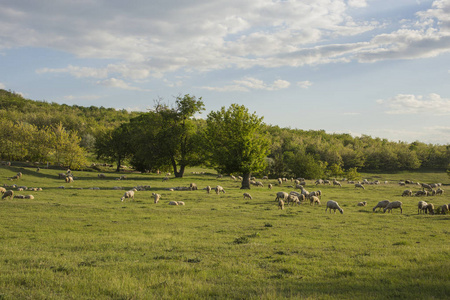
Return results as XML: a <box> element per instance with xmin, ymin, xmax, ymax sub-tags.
<box><xmin>0</xmin><ymin>163</ymin><xmax>449</xmax><ymax>299</ymax></box>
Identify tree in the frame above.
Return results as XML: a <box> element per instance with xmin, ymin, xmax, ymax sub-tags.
<box><xmin>126</xmin><ymin>94</ymin><xmax>205</xmax><ymax>177</ymax></box>
<box><xmin>205</xmin><ymin>104</ymin><xmax>270</xmax><ymax>189</ymax></box>
<box><xmin>95</xmin><ymin>124</ymin><xmax>132</xmax><ymax>171</ymax></box>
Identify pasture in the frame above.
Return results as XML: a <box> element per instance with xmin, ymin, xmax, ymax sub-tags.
<box><xmin>0</xmin><ymin>164</ymin><xmax>449</xmax><ymax>299</ymax></box>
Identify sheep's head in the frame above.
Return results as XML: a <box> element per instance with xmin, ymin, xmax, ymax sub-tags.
<box><xmin>339</xmin><ymin>208</ymin><xmax>344</xmax><ymax>214</ymax></box>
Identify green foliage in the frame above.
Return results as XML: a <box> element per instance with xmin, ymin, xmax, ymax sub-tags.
<box><xmin>345</xmin><ymin>167</ymin><xmax>361</xmax><ymax>181</ymax></box>
<box><xmin>205</xmin><ymin>104</ymin><xmax>270</xmax><ymax>187</ymax></box>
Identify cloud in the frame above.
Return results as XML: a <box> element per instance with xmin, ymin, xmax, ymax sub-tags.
<box><xmin>297</xmin><ymin>81</ymin><xmax>313</xmax><ymax>89</ymax></box>
<box><xmin>96</xmin><ymin>78</ymin><xmax>150</xmax><ymax>91</ymax></box>
<box><xmin>63</xmin><ymin>94</ymin><xmax>103</xmax><ymax>101</ymax></box>
<box><xmin>348</xmin><ymin>0</ymin><xmax>367</xmax><ymax>8</ymax></box>
<box><xmin>376</xmin><ymin>93</ymin><xmax>450</xmax><ymax>114</ymax></box>
<box><xmin>0</xmin><ymin>82</ymin><xmax>5</xmax><ymax>89</ymax></box>
<box><xmin>201</xmin><ymin>77</ymin><xmax>290</xmax><ymax>92</ymax></box>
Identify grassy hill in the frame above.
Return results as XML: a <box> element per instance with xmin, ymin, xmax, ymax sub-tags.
<box><xmin>1</xmin><ymin>164</ymin><xmax>449</xmax><ymax>299</ymax></box>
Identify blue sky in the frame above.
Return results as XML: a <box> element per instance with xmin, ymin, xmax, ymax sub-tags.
<box><xmin>1</xmin><ymin>0</ymin><xmax>449</xmax><ymax>144</ymax></box>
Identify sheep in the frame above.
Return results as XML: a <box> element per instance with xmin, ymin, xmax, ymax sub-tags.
<box><xmin>152</xmin><ymin>193</ymin><xmax>161</xmax><ymax>203</ymax></box>
<box><xmin>286</xmin><ymin>194</ymin><xmax>300</xmax><ymax>206</ymax></box>
<box><xmin>277</xmin><ymin>178</ymin><xmax>282</xmax><ymax>185</ymax></box>
<box><xmin>1</xmin><ymin>190</ymin><xmax>14</xmax><ymax>200</ymax></box>
<box><xmin>415</xmin><ymin>190</ymin><xmax>428</xmax><ymax>197</ymax></box>
<box><xmin>120</xmin><ymin>190</ymin><xmax>135</xmax><ymax>202</ymax></box>
<box><xmin>262</xmin><ymin>176</ymin><xmax>269</xmax><ymax>180</ymax></box>
<box><xmin>383</xmin><ymin>201</ymin><xmax>403</xmax><ymax>214</ymax></box>
<box><xmin>275</xmin><ymin>191</ymin><xmax>289</xmax><ymax>202</ymax></box>
<box><xmin>0</xmin><ymin>187</ymin><xmax>6</xmax><ymax>194</ymax></box>
<box><xmin>98</xmin><ymin>173</ymin><xmax>106</xmax><ymax>179</ymax></box>
<box><xmin>16</xmin><ymin>172</ymin><xmax>23</xmax><ymax>179</ymax></box>
<box><xmin>215</xmin><ymin>185</ymin><xmax>226</xmax><ymax>194</ymax></box>
<box><xmin>421</xmin><ymin>183</ymin><xmax>432</xmax><ymax>191</ymax></box>
<box><xmin>205</xmin><ymin>186</ymin><xmax>211</xmax><ymax>194</ymax></box>
<box><xmin>326</xmin><ymin>200</ymin><xmax>344</xmax><ymax>214</ymax></box>
<box><xmin>14</xmin><ymin>195</ymin><xmax>25</xmax><ymax>199</ymax></box>
<box><xmin>177</xmin><ymin>201</ymin><xmax>185</xmax><ymax>206</ymax></box>
<box><xmin>418</xmin><ymin>201</ymin><xmax>428</xmax><ymax>214</ymax></box>
<box><xmin>357</xmin><ymin>201</ymin><xmax>367</xmax><ymax>206</ymax></box>
<box><xmin>169</xmin><ymin>201</ymin><xmax>178</xmax><ymax>206</ymax></box>
<box><xmin>332</xmin><ymin>180</ymin><xmax>342</xmax><ymax>187</ymax></box>
<box><xmin>24</xmin><ymin>195</ymin><xmax>34</xmax><ymax>200</ymax></box>
<box><xmin>435</xmin><ymin>188</ymin><xmax>444</xmax><ymax>196</ymax></box>
<box><xmin>65</xmin><ymin>176</ymin><xmax>74</xmax><ymax>183</ymax></box>
<box><xmin>424</xmin><ymin>203</ymin><xmax>434</xmax><ymax>215</ymax></box>
<box><xmin>268</xmin><ymin>183</ymin><xmax>273</xmax><ymax>189</ymax></box>
<box><xmin>189</xmin><ymin>183</ymin><xmax>198</xmax><ymax>191</ymax></box>
<box><xmin>315</xmin><ymin>179</ymin><xmax>324</xmax><ymax>185</ymax></box>
<box><xmin>439</xmin><ymin>204</ymin><xmax>449</xmax><ymax>214</ymax></box>
<box><xmin>243</xmin><ymin>192</ymin><xmax>253</xmax><ymax>200</ymax></box>
<box><xmin>373</xmin><ymin>200</ymin><xmax>390</xmax><ymax>212</ymax></box>
<box><xmin>402</xmin><ymin>189</ymin><xmax>412</xmax><ymax>197</ymax></box>
<box><xmin>309</xmin><ymin>196</ymin><xmax>321</xmax><ymax>206</ymax></box>
<box><xmin>278</xmin><ymin>199</ymin><xmax>285</xmax><ymax>210</ymax></box>
<box><xmin>355</xmin><ymin>183</ymin><xmax>365</xmax><ymax>189</ymax></box>
<box><xmin>162</xmin><ymin>176</ymin><xmax>169</xmax><ymax>182</ymax></box>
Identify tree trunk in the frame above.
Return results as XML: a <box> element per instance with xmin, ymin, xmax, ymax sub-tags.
<box><xmin>175</xmin><ymin>164</ymin><xmax>185</xmax><ymax>178</ymax></box>
<box><xmin>240</xmin><ymin>173</ymin><xmax>251</xmax><ymax>189</ymax></box>
<box><xmin>116</xmin><ymin>155</ymin><xmax>122</xmax><ymax>172</ymax></box>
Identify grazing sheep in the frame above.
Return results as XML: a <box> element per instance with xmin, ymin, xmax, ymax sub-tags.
<box><xmin>262</xmin><ymin>176</ymin><xmax>268</xmax><ymax>180</ymax></box>
<box><xmin>162</xmin><ymin>176</ymin><xmax>169</xmax><ymax>182</ymax></box>
<box><xmin>205</xmin><ymin>186</ymin><xmax>212</xmax><ymax>194</ymax></box>
<box><xmin>24</xmin><ymin>195</ymin><xmax>34</xmax><ymax>200</ymax></box>
<box><xmin>315</xmin><ymin>179</ymin><xmax>324</xmax><ymax>185</ymax></box>
<box><xmin>418</xmin><ymin>201</ymin><xmax>428</xmax><ymax>214</ymax></box>
<box><xmin>59</xmin><ymin>173</ymin><xmax>67</xmax><ymax>179</ymax></box>
<box><xmin>355</xmin><ymin>183</ymin><xmax>365</xmax><ymax>189</ymax></box>
<box><xmin>357</xmin><ymin>201</ymin><xmax>367</xmax><ymax>207</ymax></box>
<box><xmin>243</xmin><ymin>192</ymin><xmax>253</xmax><ymax>200</ymax></box>
<box><xmin>415</xmin><ymin>190</ymin><xmax>428</xmax><ymax>197</ymax></box>
<box><xmin>435</xmin><ymin>188</ymin><xmax>444</xmax><ymax>196</ymax></box>
<box><xmin>120</xmin><ymin>190</ymin><xmax>135</xmax><ymax>202</ymax></box>
<box><xmin>277</xmin><ymin>178</ymin><xmax>282</xmax><ymax>185</ymax></box>
<box><xmin>16</xmin><ymin>172</ymin><xmax>23</xmax><ymax>179</ymax></box>
<box><xmin>0</xmin><ymin>187</ymin><xmax>6</xmax><ymax>194</ymax></box>
<box><xmin>177</xmin><ymin>201</ymin><xmax>185</xmax><ymax>206</ymax></box>
<box><xmin>215</xmin><ymin>185</ymin><xmax>226</xmax><ymax>194</ymax></box>
<box><xmin>98</xmin><ymin>173</ymin><xmax>106</xmax><ymax>179</ymax></box>
<box><xmin>275</xmin><ymin>191</ymin><xmax>289</xmax><ymax>202</ymax></box>
<box><xmin>2</xmin><ymin>190</ymin><xmax>14</xmax><ymax>200</ymax></box>
<box><xmin>421</xmin><ymin>183</ymin><xmax>432</xmax><ymax>191</ymax></box>
<box><xmin>169</xmin><ymin>201</ymin><xmax>178</xmax><ymax>206</ymax></box>
<box><xmin>373</xmin><ymin>200</ymin><xmax>390</xmax><ymax>212</ymax></box>
<box><xmin>439</xmin><ymin>204</ymin><xmax>449</xmax><ymax>214</ymax></box>
<box><xmin>332</xmin><ymin>180</ymin><xmax>342</xmax><ymax>187</ymax></box>
<box><xmin>402</xmin><ymin>189</ymin><xmax>413</xmax><ymax>197</ymax></box>
<box><xmin>424</xmin><ymin>203</ymin><xmax>434</xmax><ymax>215</ymax></box>
<box><xmin>286</xmin><ymin>194</ymin><xmax>300</xmax><ymax>206</ymax></box>
<box><xmin>190</xmin><ymin>183</ymin><xmax>198</xmax><ymax>191</ymax></box>
<box><xmin>310</xmin><ymin>196</ymin><xmax>320</xmax><ymax>206</ymax></box>
<box><xmin>268</xmin><ymin>183</ymin><xmax>273</xmax><ymax>189</ymax></box>
<box><xmin>383</xmin><ymin>201</ymin><xmax>403</xmax><ymax>214</ymax></box>
<box><xmin>278</xmin><ymin>199</ymin><xmax>285</xmax><ymax>210</ymax></box>
<box><xmin>326</xmin><ymin>200</ymin><xmax>344</xmax><ymax>214</ymax></box>
<box><xmin>152</xmin><ymin>193</ymin><xmax>161</xmax><ymax>203</ymax></box>
<box><xmin>65</xmin><ymin>176</ymin><xmax>74</xmax><ymax>183</ymax></box>
<box><xmin>14</xmin><ymin>195</ymin><xmax>25</xmax><ymax>199</ymax></box>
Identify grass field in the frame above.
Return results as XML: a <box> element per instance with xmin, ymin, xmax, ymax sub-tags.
<box><xmin>0</xmin><ymin>163</ymin><xmax>449</xmax><ymax>299</ymax></box>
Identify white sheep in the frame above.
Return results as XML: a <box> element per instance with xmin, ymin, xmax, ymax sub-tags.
<box><xmin>424</xmin><ymin>203</ymin><xmax>434</xmax><ymax>215</ymax></box>
<box><xmin>418</xmin><ymin>201</ymin><xmax>427</xmax><ymax>214</ymax></box>
<box><xmin>287</xmin><ymin>194</ymin><xmax>300</xmax><ymax>206</ymax></box>
<box><xmin>120</xmin><ymin>190</ymin><xmax>135</xmax><ymax>202</ymax></box>
<box><xmin>152</xmin><ymin>193</ymin><xmax>161</xmax><ymax>203</ymax></box>
<box><xmin>435</xmin><ymin>188</ymin><xmax>444</xmax><ymax>196</ymax></box>
<box><xmin>177</xmin><ymin>201</ymin><xmax>185</xmax><ymax>206</ymax></box>
<box><xmin>402</xmin><ymin>189</ymin><xmax>412</xmax><ymax>197</ymax></box>
<box><xmin>189</xmin><ymin>183</ymin><xmax>198</xmax><ymax>190</ymax></box>
<box><xmin>98</xmin><ymin>173</ymin><xmax>106</xmax><ymax>178</ymax></box>
<box><xmin>439</xmin><ymin>204</ymin><xmax>448</xmax><ymax>215</ymax></box>
<box><xmin>278</xmin><ymin>199</ymin><xmax>285</xmax><ymax>210</ymax></box>
<box><xmin>24</xmin><ymin>195</ymin><xmax>34</xmax><ymax>200</ymax></box>
<box><xmin>309</xmin><ymin>196</ymin><xmax>320</xmax><ymax>206</ymax></box>
<box><xmin>383</xmin><ymin>201</ymin><xmax>403</xmax><ymax>214</ymax></box>
<box><xmin>275</xmin><ymin>191</ymin><xmax>289</xmax><ymax>202</ymax></box>
<box><xmin>243</xmin><ymin>192</ymin><xmax>253</xmax><ymax>200</ymax></box>
<box><xmin>205</xmin><ymin>186</ymin><xmax>211</xmax><ymax>194</ymax></box>
<box><xmin>355</xmin><ymin>183</ymin><xmax>365</xmax><ymax>189</ymax></box>
<box><xmin>65</xmin><ymin>176</ymin><xmax>74</xmax><ymax>183</ymax></box>
<box><xmin>2</xmin><ymin>190</ymin><xmax>14</xmax><ymax>200</ymax></box>
<box><xmin>357</xmin><ymin>201</ymin><xmax>367</xmax><ymax>206</ymax></box>
<box><xmin>373</xmin><ymin>200</ymin><xmax>390</xmax><ymax>212</ymax></box>
<box><xmin>332</xmin><ymin>180</ymin><xmax>342</xmax><ymax>187</ymax></box>
<box><xmin>268</xmin><ymin>183</ymin><xmax>273</xmax><ymax>189</ymax></box>
<box><xmin>215</xmin><ymin>185</ymin><xmax>226</xmax><ymax>194</ymax></box>
<box><xmin>326</xmin><ymin>200</ymin><xmax>344</xmax><ymax>214</ymax></box>
<box><xmin>169</xmin><ymin>201</ymin><xmax>178</xmax><ymax>206</ymax></box>
<box><xmin>0</xmin><ymin>187</ymin><xmax>6</xmax><ymax>194</ymax></box>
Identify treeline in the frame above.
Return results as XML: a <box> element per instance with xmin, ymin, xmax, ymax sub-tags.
<box><xmin>1</xmin><ymin>89</ymin><xmax>449</xmax><ymax>176</ymax></box>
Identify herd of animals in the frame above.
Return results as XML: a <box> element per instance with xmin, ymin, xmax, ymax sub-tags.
<box><xmin>1</xmin><ymin>164</ymin><xmax>449</xmax><ymax>216</ymax></box>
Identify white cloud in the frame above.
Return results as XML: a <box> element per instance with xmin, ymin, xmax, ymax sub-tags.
<box><xmin>201</xmin><ymin>77</ymin><xmax>290</xmax><ymax>92</ymax></box>
<box><xmin>63</xmin><ymin>94</ymin><xmax>103</xmax><ymax>101</ymax></box>
<box><xmin>348</xmin><ymin>0</ymin><xmax>367</xmax><ymax>8</ymax></box>
<box><xmin>377</xmin><ymin>93</ymin><xmax>450</xmax><ymax>115</ymax></box>
<box><xmin>96</xmin><ymin>78</ymin><xmax>150</xmax><ymax>91</ymax></box>
<box><xmin>0</xmin><ymin>82</ymin><xmax>5</xmax><ymax>89</ymax></box>
<box><xmin>297</xmin><ymin>80</ymin><xmax>313</xmax><ymax>89</ymax></box>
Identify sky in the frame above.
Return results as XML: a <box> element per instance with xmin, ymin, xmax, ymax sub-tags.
<box><xmin>1</xmin><ymin>0</ymin><xmax>450</xmax><ymax>145</ymax></box>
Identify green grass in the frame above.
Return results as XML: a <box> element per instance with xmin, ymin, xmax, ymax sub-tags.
<box><xmin>1</xmin><ymin>164</ymin><xmax>449</xmax><ymax>299</ymax></box>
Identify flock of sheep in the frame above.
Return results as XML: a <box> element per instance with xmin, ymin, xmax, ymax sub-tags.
<box><xmin>1</xmin><ymin>165</ymin><xmax>449</xmax><ymax>216</ymax></box>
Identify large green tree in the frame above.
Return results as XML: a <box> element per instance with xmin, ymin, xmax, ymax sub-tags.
<box><xmin>205</xmin><ymin>104</ymin><xmax>270</xmax><ymax>189</ymax></box>
<box><xmin>127</xmin><ymin>94</ymin><xmax>205</xmax><ymax>177</ymax></box>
